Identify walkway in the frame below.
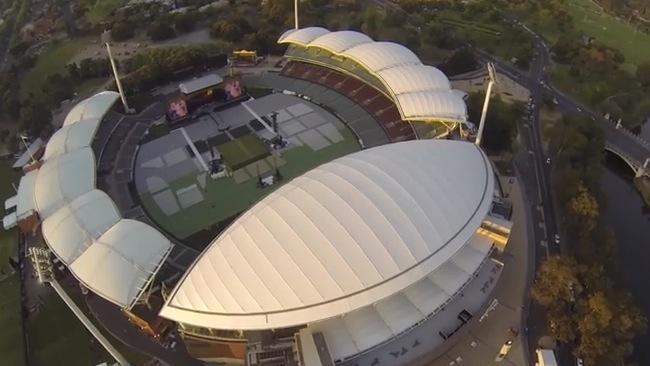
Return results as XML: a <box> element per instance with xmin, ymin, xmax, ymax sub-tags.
<box><xmin>425</xmin><ymin>174</ymin><xmax>531</xmax><ymax>366</ymax></box>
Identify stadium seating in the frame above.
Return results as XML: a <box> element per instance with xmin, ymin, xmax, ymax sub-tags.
<box><xmin>281</xmin><ymin>61</ymin><xmax>416</xmax><ymax>142</ymax></box>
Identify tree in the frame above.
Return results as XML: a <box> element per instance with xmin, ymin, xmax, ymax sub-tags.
<box><xmin>637</xmin><ymin>61</ymin><xmax>650</xmax><ymax>86</ymax></box>
<box><xmin>466</xmin><ymin>92</ymin><xmax>519</xmax><ymax>153</ymax></box>
<box><xmin>263</xmin><ymin>0</ymin><xmax>292</xmax><ymax>25</ymax></box>
<box><xmin>566</xmin><ymin>182</ymin><xmax>599</xmax><ymax>236</ymax></box>
<box><xmin>210</xmin><ymin>17</ymin><xmax>250</xmax><ymax>42</ymax></box>
<box><xmin>532</xmin><ymin>256</ymin><xmax>582</xmax><ymax>308</ymax></box>
<box><xmin>174</xmin><ymin>12</ymin><xmax>198</xmax><ymax>33</ymax></box>
<box><xmin>111</xmin><ymin>21</ymin><xmax>134</xmax><ymax>41</ymax></box>
<box><xmin>443</xmin><ymin>48</ymin><xmax>478</xmax><ymax>75</ymax></box>
<box><xmin>147</xmin><ymin>21</ymin><xmax>175</xmax><ymax>41</ymax></box>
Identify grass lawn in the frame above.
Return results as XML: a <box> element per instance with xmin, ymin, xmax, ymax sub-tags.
<box><xmin>140</xmin><ymin>128</ymin><xmax>360</xmax><ymax>241</ymax></box>
<box><xmin>28</xmin><ymin>292</ymin><xmax>97</xmax><ymax>366</ymax></box>
<box><xmin>437</xmin><ymin>10</ymin><xmax>533</xmax><ymax>69</ymax></box>
<box><xmin>0</xmin><ymin>274</ymin><xmax>26</xmax><ymax>366</ymax></box>
<box><xmin>528</xmin><ymin>0</ymin><xmax>650</xmax><ymax>72</ymax></box>
<box><xmin>0</xmin><ymin>161</ymin><xmax>19</xmax><ymax>274</ymax></box>
<box><xmin>85</xmin><ymin>0</ymin><xmax>126</xmax><ymax>25</ymax></box>
<box><xmin>20</xmin><ymin>38</ymin><xmax>89</xmax><ymax>99</ymax></box>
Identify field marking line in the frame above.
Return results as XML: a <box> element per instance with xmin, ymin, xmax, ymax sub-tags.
<box><xmin>176</xmin><ymin>128</ymin><xmax>209</xmax><ymax>172</ymax></box>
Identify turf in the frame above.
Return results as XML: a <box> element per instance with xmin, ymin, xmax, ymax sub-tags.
<box><xmin>529</xmin><ymin>0</ymin><xmax>650</xmax><ymax>72</ymax></box>
<box><xmin>27</xmin><ymin>292</ymin><xmax>95</xmax><ymax>366</ymax></box>
<box><xmin>219</xmin><ymin>134</ymin><xmax>270</xmax><ymax>171</ymax></box>
<box><xmin>140</xmin><ymin>127</ymin><xmax>360</xmax><ymax>243</ymax></box>
<box><xmin>0</xmin><ymin>161</ymin><xmax>19</xmax><ymax>274</ymax></box>
<box><xmin>0</xmin><ymin>274</ymin><xmax>26</xmax><ymax>366</ymax></box>
<box><xmin>20</xmin><ymin>38</ymin><xmax>88</xmax><ymax>98</ymax></box>
<box><xmin>85</xmin><ymin>0</ymin><xmax>126</xmax><ymax>25</ymax></box>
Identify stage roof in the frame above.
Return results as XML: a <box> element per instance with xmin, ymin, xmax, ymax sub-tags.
<box><xmin>160</xmin><ymin>140</ymin><xmax>494</xmax><ymax>330</ymax></box>
<box><xmin>179</xmin><ymin>74</ymin><xmax>224</xmax><ymax>95</ymax></box>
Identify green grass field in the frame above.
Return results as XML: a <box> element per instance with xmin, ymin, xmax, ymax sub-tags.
<box><xmin>0</xmin><ymin>161</ymin><xmax>19</xmax><ymax>274</ymax></box>
<box><xmin>85</xmin><ymin>0</ymin><xmax>126</xmax><ymax>25</ymax></box>
<box><xmin>0</xmin><ymin>275</ymin><xmax>25</xmax><ymax>366</ymax></box>
<box><xmin>532</xmin><ymin>0</ymin><xmax>650</xmax><ymax>72</ymax></box>
<box><xmin>27</xmin><ymin>292</ymin><xmax>96</xmax><ymax>366</ymax></box>
<box><xmin>140</xmin><ymin>128</ymin><xmax>360</xmax><ymax>242</ymax></box>
<box><xmin>220</xmin><ymin>134</ymin><xmax>270</xmax><ymax>171</ymax></box>
<box><xmin>437</xmin><ymin>10</ymin><xmax>533</xmax><ymax>69</ymax></box>
<box><xmin>21</xmin><ymin>38</ymin><xmax>88</xmax><ymax>98</ymax></box>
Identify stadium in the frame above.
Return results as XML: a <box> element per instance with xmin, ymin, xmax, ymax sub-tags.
<box><xmin>3</xmin><ymin>27</ymin><xmax>512</xmax><ymax>366</ymax></box>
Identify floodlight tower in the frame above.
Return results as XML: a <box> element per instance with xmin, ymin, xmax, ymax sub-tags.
<box><xmin>475</xmin><ymin>62</ymin><xmax>497</xmax><ymax>146</ymax></box>
<box><xmin>106</xmin><ymin>42</ymin><xmax>133</xmax><ymax>114</ymax></box>
<box><xmin>294</xmin><ymin>0</ymin><xmax>299</xmax><ymax>29</ymax></box>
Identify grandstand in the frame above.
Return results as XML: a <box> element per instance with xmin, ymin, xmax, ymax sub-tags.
<box><xmin>3</xmin><ymin>92</ymin><xmax>173</xmax><ymax>309</ymax></box>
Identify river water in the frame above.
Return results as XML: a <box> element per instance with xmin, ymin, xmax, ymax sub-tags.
<box><xmin>600</xmin><ymin>153</ymin><xmax>650</xmax><ymax>364</ymax></box>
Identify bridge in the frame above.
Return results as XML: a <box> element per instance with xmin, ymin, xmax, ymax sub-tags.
<box><xmin>603</xmin><ymin>120</ymin><xmax>650</xmax><ymax>178</ymax></box>
<box><xmin>450</xmin><ymin>67</ymin><xmax>650</xmax><ymax>179</ymax></box>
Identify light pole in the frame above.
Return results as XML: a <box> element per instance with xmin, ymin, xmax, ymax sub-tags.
<box><xmin>106</xmin><ymin>42</ymin><xmax>133</xmax><ymax>114</ymax></box>
<box><xmin>294</xmin><ymin>0</ymin><xmax>299</xmax><ymax>29</ymax></box>
<box><xmin>19</xmin><ymin>135</ymin><xmax>36</xmax><ymax>163</ymax></box>
<box><xmin>475</xmin><ymin>62</ymin><xmax>497</xmax><ymax>146</ymax></box>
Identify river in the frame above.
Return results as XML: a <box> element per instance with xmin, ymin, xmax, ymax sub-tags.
<box><xmin>600</xmin><ymin>153</ymin><xmax>650</xmax><ymax>365</ymax></box>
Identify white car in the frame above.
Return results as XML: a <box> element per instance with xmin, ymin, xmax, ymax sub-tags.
<box><xmin>546</xmin><ymin>157</ymin><xmax>551</xmax><ymax>164</ymax></box>
<box><xmin>577</xmin><ymin>358</ymin><xmax>584</xmax><ymax>366</ymax></box>
<box><xmin>554</xmin><ymin>234</ymin><xmax>560</xmax><ymax>244</ymax></box>
<box><xmin>495</xmin><ymin>340</ymin><xmax>514</xmax><ymax>362</ymax></box>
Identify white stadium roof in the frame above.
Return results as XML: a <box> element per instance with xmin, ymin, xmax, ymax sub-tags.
<box><xmin>64</xmin><ymin>91</ymin><xmax>120</xmax><ymax>126</ymax></box>
<box><xmin>306</xmin><ymin>234</ymin><xmax>493</xmax><ymax>361</ymax></box>
<box><xmin>42</xmin><ymin>189</ymin><xmax>121</xmax><ymax>265</ymax></box>
<box><xmin>307</xmin><ymin>30</ymin><xmax>372</xmax><ymax>53</ymax></box>
<box><xmin>34</xmin><ymin>147</ymin><xmax>96</xmax><ymax>218</ymax></box>
<box><xmin>278</xmin><ymin>27</ymin><xmax>468</xmax><ymax>123</ymax></box>
<box><xmin>6</xmin><ymin>91</ymin><xmax>173</xmax><ymax>309</ymax></box>
<box><xmin>343</xmin><ymin>42</ymin><xmax>421</xmax><ymax>72</ymax></box>
<box><xmin>160</xmin><ymin>140</ymin><xmax>494</xmax><ymax>330</ymax></box>
<box><xmin>278</xmin><ymin>26</ymin><xmax>329</xmax><ymax>46</ymax></box>
<box><xmin>43</xmin><ymin>118</ymin><xmax>101</xmax><ymax>160</ymax></box>
<box><xmin>377</xmin><ymin>65</ymin><xmax>451</xmax><ymax>95</ymax></box>
<box><xmin>70</xmin><ymin>219</ymin><xmax>172</xmax><ymax>308</ymax></box>
<box><xmin>396</xmin><ymin>91</ymin><xmax>469</xmax><ymax>122</ymax></box>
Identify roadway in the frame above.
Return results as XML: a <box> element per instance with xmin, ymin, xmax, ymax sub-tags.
<box><xmin>476</xmin><ymin>14</ymin><xmax>650</xmax><ymax>366</ymax></box>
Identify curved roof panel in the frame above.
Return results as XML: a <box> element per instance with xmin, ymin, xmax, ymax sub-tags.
<box><xmin>43</xmin><ymin>118</ymin><xmax>101</xmax><ymax>160</ymax></box>
<box><xmin>377</xmin><ymin>65</ymin><xmax>451</xmax><ymax>95</ymax></box>
<box><xmin>278</xmin><ymin>27</ymin><xmax>330</xmax><ymax>46</ymax></box>
<box><xmin>278</xmin><ymin>28</ymin><xmax>468</xmax><ymax>124</ymax></box>
<box><xmin>308</xmin><ymin>31</ymin><xmax>373</xmax><ymax>53</ymax></box>
<box><xmin>160</xmin><ymin>140</ymin><xmax>493</xmax><ymax>330</ymax></box>
<box><xmin>64</xmin><ymin>91</ymin><xmax>119</xmax><ymax>126</ymax></box>
<box><xmin>342</xmin><ymin>42</ymin><xmax>421</xmax><ymax>72</ymax></box>
<box><xmin>42</xmin><ymin>190</ymin><xmax>121</xmax><ymax>265</ymax></box>
<box><xmin>397</xmin><ymin>91</ymin><xmax>468</xmax><ymax>122</ymax></box>
<box><xmin>71</xmin><ymin>219</ymin><xmax>172</xmax><ymax>308</ymax></box>
<box><xmin>34</xmin><ymin>147</ymin><xmax>95</xmax><ymax>218</ymax></box>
